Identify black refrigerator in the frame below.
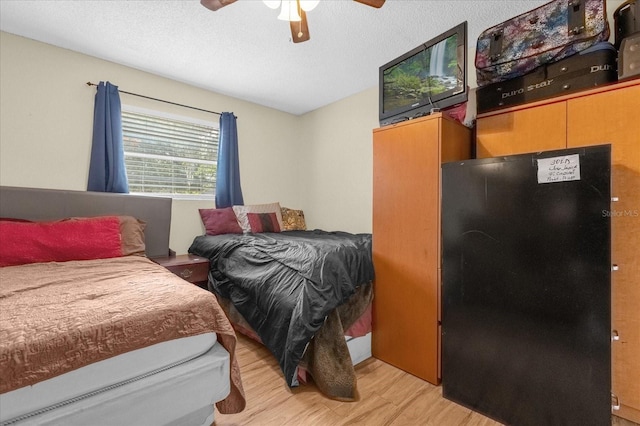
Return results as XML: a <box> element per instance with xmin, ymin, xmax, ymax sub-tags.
<box><xmin>441</xmin><ymin>145</ymin><xmax>611</xmax><ymax>426</ymax></box>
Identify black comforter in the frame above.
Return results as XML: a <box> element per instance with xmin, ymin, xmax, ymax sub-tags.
<box><xmin>189</xmin><ymin>230</ymin><xmax>374</xmax><ymax>387</ymax></box>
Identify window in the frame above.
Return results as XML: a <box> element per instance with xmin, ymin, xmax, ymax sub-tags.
<box><xmin>121</xmin><ymin>107</ymin><xmax>218</xmax><ymax>199</ymax></box>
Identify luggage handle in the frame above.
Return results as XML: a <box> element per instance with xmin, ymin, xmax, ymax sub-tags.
<box><xmin>613</xmin><ymin>0</ymin><xmax>635</xmax><ymax>20</ymax></box>
<box><xmin>489</xmin><ymin>30</ymin><xmax>504</xmax><ymax>61</ymax></box>
<box><xmin>613</xmin><ymin>0</ymin><xmax>633</xmax><ymax>49</ymax></box>
<box><xmin>568</xmin><ymin>0</ymin><xmax>586</xmax><ymax>35</ymax></box>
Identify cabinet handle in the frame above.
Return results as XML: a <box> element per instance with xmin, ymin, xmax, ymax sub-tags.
<box><xmin>611</xmin><ymin>330</ymin><xmax>620</xmax><ymax>341</ymax></box>
<box><xmin>180</xmin><ymin>268</ymin><xmax>193</xmax><ymax>279</ymax></box>
<box><xmin>611</xmin><ymin>197</ymin><xmax>619</xmax><ymax>202</ymax></box>
<box><xmin>612</xmin><ymin>392</ymin><xmax>621</xmax><ymax>411</ymax></box>
<box><xmin>612</xmin><ymin>264</ymin><xmax>619</xmax><ymax>271</ymax></box>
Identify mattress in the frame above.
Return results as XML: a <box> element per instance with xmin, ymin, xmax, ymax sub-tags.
<box><xmin>0</xmin><ymin>333</ymin><xmax>230</xmax><ymax>426</ymax></box>
<box><xmin>0</xmin><ymin>256</ymin><xmax>245</xmax><ymax>415</ymax></box>
<box><xmin>189</xmin><ymin>230</ymin><xmax>375</xmax><ymax>389</ymax></box>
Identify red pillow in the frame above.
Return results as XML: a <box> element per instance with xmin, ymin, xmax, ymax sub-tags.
<box><xmin>199</xmin><ymin>208</ymin><xmax>243</xmax><ymax>236</ymax></box>
<box><xmin>0</xmin><ymin>216</ymin><xmax>122</xmax><ymax>267</ymax></box>
<box><xmin>247</xmin><ymin>212</ymin><xmax>281</xmax><ymax>233</ymax></box>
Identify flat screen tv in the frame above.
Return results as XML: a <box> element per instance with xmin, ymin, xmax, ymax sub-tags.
<box><xmin>379</xmin><ymin>21</ymin><xmax>468</xmax><ymax>126</ymax></box>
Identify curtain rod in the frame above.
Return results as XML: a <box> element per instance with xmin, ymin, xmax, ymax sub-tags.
<box><xmin>86</xmin><ymin>82</ymin><xmax>222</xmax><ymax>116</ymax></box>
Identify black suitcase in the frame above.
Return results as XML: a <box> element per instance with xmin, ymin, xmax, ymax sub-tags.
<box><xmin>614</xmin><ymin>0</ymin><xmax>640</xmax><ymax>49</ymax></box>
<box><xmin>476</xmin><ymin>42</ymin><xmax>617</xmax><ymax>114</ymax></box>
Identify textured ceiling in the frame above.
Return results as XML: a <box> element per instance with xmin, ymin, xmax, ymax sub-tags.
<box><xmin>0</xmin><ymin>0</ymin><xmax>548</xmax><ymax>115</ymax></box>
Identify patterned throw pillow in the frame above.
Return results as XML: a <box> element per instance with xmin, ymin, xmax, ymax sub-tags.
<box><xmin>233</xmin><ymin>203</ymin><xmax>284</xmax><ymax>233</ymax></box>
<box><xmin>247</xmin><ymin>212</ymin><xmax>281</xmax><ymax>233</ymax></box>
<box><xmin>280</xmin><ymin>207</ymin><xmax>306</xmax><ymax>231</ymax></box>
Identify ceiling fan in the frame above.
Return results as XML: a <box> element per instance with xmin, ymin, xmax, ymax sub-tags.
<box><xmin>200</xmin><ymin>0</ymin><xmax>385</xmax><ymax>43</ymax></box>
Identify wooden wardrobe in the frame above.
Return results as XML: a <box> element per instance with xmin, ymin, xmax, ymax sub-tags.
<box><xmin>476</xmin><ymin>79</ymin><xmax>640</xmax><ymax>423</ymax></box>
<box><xmin>372</xmin><ymin>113</ymin><xmax>471</xmax><ymax>384</ymax></box>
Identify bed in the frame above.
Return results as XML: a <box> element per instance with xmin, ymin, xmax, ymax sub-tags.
<box><xmin>189</xmin><ymin>203</ymin><xmax>375</xmax><ymax>401</ymax></box>
<box><xmin>0</xmin><ymin>186</ymin><xmax>245</xmax><ymax>426</ymax></box>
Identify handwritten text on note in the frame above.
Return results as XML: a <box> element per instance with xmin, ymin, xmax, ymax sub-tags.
<box><xmin>537</xmin><ymin>154</ymin><xmax>581</xmax><ymax>184</ymax></box>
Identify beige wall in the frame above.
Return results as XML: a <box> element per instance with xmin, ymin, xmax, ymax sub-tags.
<box><xmin>0</xmin><ymin>31</ymin><xmax>377</xmax><ymax>253</ymax></box>
<box><xmin>298</xmin><ymin>88</ymin><xmax>378</xmax><ymax>234</ymax></box>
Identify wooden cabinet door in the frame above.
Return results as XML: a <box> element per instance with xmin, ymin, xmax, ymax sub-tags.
<box><xmin>567</xmin><ymin>83</ymin><xmax>640</xmax><ymax>423</ymax></box>
<box><xmin>476</xmin><ymin>102</ymin><xmax>567</xmax><ymax>158</ymax></box>
<box><xmin>372</xmin><ymin>117</ymin><xmax>441</xmax><ymax>384</ymax></box>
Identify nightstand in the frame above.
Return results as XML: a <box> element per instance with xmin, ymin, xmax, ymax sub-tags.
<box><xmin>152</xmin><ymin>254</ymin><xmax>209</xmax><ymax>288</ymax></box>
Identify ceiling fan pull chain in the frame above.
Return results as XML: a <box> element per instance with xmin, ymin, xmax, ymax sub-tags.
<box><xmin>296</xmin><ymin>0</ymin><xmax>303</xmax><ymax>38</ymax></box>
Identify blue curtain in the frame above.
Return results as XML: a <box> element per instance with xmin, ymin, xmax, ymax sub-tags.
<box><xmin>215</xmin><ymin>112</ymin><xmax>244</xmax><ymax>208</ymax></box>
<box><xmin>87</xmin><ymin>81</ymin><xmax>129</xmax><ymax>193</ymax></box>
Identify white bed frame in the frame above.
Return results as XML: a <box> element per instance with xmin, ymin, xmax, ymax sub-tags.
<box><xmin>347</xmin><ymin>332</ymin><xmax>372</xmax><ymax>366</ymax></box>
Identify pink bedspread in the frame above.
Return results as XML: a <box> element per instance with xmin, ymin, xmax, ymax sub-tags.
<box><xmin>0</xmin><ymin>256</ymin><xmax>245</xmax><ymax>414</ymax></box>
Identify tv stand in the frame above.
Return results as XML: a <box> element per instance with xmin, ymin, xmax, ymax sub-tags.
<box><xmin>372</xmin><ymin>113</ymin><xmax>471</xmax><ymax>384</ymax></box>
<box><xmin>382</xmin><ymin>108</ymin><xmax>442</xmax><ymax>127</ymax></box>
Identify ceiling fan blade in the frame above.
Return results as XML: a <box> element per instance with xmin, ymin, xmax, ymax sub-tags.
<box><xmin>353</xmin><ymin>0</ymin><xmax>385</xmax><ymax>8</ymax></box>
<box><xmin>200</xmin><ymin>0</ymin><xmax>237</xmax><ymax>12</ymax></box>
<box><xmin>290</xmin><ymin>7</ymin><xmax>310</xmax><ymax>43</ymax></box>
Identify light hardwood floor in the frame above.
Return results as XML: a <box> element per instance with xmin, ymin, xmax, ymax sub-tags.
<box><xmin>214</xmin><ymin>334</ymin><xmax>501</xmax><ymax>426</ymax></box>
<box><xmin>215</xmin><ymin>334</ymin><xmax>640</xmax><ymax>426</ymax></box>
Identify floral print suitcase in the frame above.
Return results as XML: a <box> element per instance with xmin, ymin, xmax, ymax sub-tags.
<box><xmin>475</xmin><ymin>0</ymin><xmax>609</xmax><ymax>87</ymax></box>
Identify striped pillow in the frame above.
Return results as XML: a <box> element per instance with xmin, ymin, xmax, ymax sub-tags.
<box><xmin>233</xmin><ymin>203</ymin><xmax>284</xmax><ymax>233</ymax></box>
<box><xmin>247</xmin><ymin>212</ymin><xmax>281</xmax><ymax>233</ymax></box>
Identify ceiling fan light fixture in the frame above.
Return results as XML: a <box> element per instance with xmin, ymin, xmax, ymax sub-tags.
<box><xmin>201</xmin><ymin>0</ymin><xmax>385</xmax><ymax>44</ymax></box>
<box><xmin>263</xmin><ymin>0</ymin><xmax>281</xmax><ymax>9</ymax></box>
<box><xmin>277</xmin><ymin>1</ymin><xmax>302</xmax><ymax>22</ymax></box>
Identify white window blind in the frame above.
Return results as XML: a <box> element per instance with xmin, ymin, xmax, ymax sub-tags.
<box><xmin>121</xmin><ymin>109</ymin><xmax>218</xmax><ymax>199</ymax></box>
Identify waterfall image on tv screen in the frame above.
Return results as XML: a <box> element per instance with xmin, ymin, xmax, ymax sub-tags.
<box><xmin>383</xmin><ymin>33</ymin><xmax>461</xmax><ymax>114</ymax></box>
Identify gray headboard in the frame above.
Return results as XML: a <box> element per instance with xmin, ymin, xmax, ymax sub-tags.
<box><xmin>0</xmin><ymin>186</ymin><xmax>172</xmax><ymax>258</ymax></box>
